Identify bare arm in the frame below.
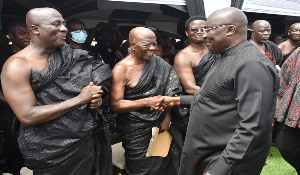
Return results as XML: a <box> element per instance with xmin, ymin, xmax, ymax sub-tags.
<box><xmin>1</xmin><ymin>58</ymin><xmax>102</xmax><ymax>126</ymax></box>
<box><xmin>110</xmin><ymin>64</ymin><xmax>162</xmax><ymax>113</ymax></box>
<box><xmin>174</xmin><ymin>51</ymin><xmax>200</xmax><ymax>94</ymax></box>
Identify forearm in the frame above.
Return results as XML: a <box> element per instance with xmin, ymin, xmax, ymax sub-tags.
<box><xmin>184</xmin><ymin>85</ymin><xmax>200</xmax><ymax>95</ymax></box>
<box><xmin>111</xmin><ymin>98</ymin><xmax>152</xmax><ymax>113</ymax></box>
<box><xmin>18</xmin><ymin>96</ymin><xmax>83</xmax><ymax>126</ymax></box>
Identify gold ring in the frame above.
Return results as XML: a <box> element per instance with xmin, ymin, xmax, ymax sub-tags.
<box><xmin>97</xmin><ymin>101</ymin><xmax>101</xmax><ymax>105</ymax></box>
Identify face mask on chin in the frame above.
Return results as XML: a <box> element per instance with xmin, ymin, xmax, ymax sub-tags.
<box><xmin>71</xmin><ymin>30</ymin><xmax>88</xmax><ymax>44</ymax></box>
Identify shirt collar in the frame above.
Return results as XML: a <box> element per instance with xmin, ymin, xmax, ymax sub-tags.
<box><xmin>222</xmin><ymin>40</ymin><xmax>250</xmax><ymax>57</ymax></box>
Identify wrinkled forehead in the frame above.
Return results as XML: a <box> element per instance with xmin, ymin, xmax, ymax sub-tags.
<box><xmin>135</xmin><ymin>33</ymin><xmax>156</xmax><ymax>43</ymax></box>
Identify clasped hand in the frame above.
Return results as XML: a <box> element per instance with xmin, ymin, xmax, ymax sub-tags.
<box><xmin>149</xmin><ymin>96</ymin><xmax>176</xmax><ymax>112</ymax></box>
<box><xmin>79</xmin><ymin>82</ymin><xmax>103</xmax><ymax>109</ymax></box>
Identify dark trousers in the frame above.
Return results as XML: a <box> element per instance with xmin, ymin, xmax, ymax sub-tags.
<box><xmin>276</xmin><ymin>124</ymin><xmax>300</xmax><ymax>174</ymax></box>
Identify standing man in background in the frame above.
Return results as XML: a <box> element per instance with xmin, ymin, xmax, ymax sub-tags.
<box><xmin>171</xmin><ymin>15</ymin><xmax>215</xmax><ymax>151</ymax></box>
<box><xmin>249</xmin><ymin>20</ymin><xmax>282</xmax><ymax>67</ymax></box>
<box><xmin>278</xmin><ymin>22</ymin><xmax>300</xmax><ymax>66</ymax></box>
<box><xmin>0</xmin><ymin>20</ymin><xmax>29</xmax><ymax>174</ymax></box>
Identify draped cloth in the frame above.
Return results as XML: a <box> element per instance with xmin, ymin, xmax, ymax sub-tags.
<box><xmin>276</xmin><ymin>47</ymin><xmax>300</xmax><ymax>128</ymax></box>
<box><xmin>192</xmin><ymin>51</ymin><xmax>216</xmax><ymax>87</ymax></box>
<box><xmin>265</xmin><ymin>40</ymin><xmax>283</xmax><ymax>65</ymax></box>
<box><xmin>18</xmin><ymin>44</ymin><xmax>112</xmax><ymax>175</ymax></box>
<box><xmin>170</xmin><ymin>51</ymin><xmax>216</xmax><ymax>151</ymax></box>
<box><xmin>116</xmin><ymin>55</ymin><xmax>182</xmax><ymax>175</ymax></box>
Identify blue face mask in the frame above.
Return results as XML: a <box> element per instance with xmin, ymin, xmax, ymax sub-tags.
<box><xmin>71</xmin><ymin>30</ymin><xmax>88</xmax><ymax>44</ymax></box>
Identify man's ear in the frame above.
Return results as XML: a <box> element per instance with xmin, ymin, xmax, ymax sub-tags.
<box><xmin>31</xmin><ymin>25</ymin><xmax>39</xmax><ymax>35</ymax></box>
<box><xmin>129</xmin><ymin>42</ymin><xmax>135</xmax><ymax>51</ymax></box>
<box><xmin>227</xmin><ymin>25</ymin><xmax>236</xmax><ymax>36</ymax></box>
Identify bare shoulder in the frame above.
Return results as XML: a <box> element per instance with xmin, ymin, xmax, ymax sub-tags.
<box><xmin>112</xmin><ymin>57</ymin><xmax>131</xmax><ymax>75</ymax></box>
<box><xmin>174</xmin><ymin>47</ymin><xmax>191</xmax><ymax>64</ymax></box>
<box><xmin>278</xmin><ymin>40</ymin><xmax>287</xmax><ymax>50</ymax></box>
<box><xmin>2</xmin><ymin>51</ymin><xmax>31</xmax><ymax>77</ymax></box>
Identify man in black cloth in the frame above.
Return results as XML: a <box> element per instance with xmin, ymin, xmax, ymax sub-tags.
<box><xmin>171</xmin><ymin>15</ymin><xmax>215</xmax><ymax>150</ymax></box>
<box><xmin>249</xmin><ymin>20</ymin><xmax>282</xmax><ymax>67</ymax></box>
<box><xmin>110</xmin><ymin>27</ymin><xmax>181</xmax><ymax>175</ymax></box>
<box><xmin>278</xmin><ymin>22</ymin><xmax>300</xmax><ymax>66</ymax></box>
<box><xmin>1</xmin><ymin>7</ymin><xmax>112</xmax><ymax>175</ymax></box>
<box><xmin>156</xmin><ymin>7</ymin><xmax>279</xmax><ymax>175</ymax></box>
<box><xmin>0</xmin><ymin>20</ymin><xmax>29</xmax><ymax>174</ymax></box>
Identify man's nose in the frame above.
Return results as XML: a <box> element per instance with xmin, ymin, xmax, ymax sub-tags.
<box><xmin>60</xmin><ymin>24</ymin><xmax>68</xmax><ymax>32</ymax></box>
<box><xmin>149</xmin><ymin>44</ymin><xmax>156</xmax><ymax>50</ymax></box>
<box><xmin>203</xmin><ymin>32</ymin><xmax>207</xmax><ymax>39</ymax></box>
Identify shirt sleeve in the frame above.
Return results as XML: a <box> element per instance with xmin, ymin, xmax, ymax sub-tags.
<box><xmin>180</xmin><ymin>95</ymin><xmax>194</xmax><ymax>107</ymax></box>
<box><xmin>208</xmin><ymin>61</ymin><xmax>277</xmax><ymax>175</ymax></box>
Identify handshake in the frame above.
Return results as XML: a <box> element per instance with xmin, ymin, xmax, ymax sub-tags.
<box><xmin>146</xmin><ymin>96</ymin><xmax>180</xmax><ymax>111</ymax></box>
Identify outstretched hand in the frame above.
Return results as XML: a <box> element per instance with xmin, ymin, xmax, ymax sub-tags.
<box><xmin>152</xmin><ymin>96</ymin><xmax>176</xmax><ymax>112</ymax></box>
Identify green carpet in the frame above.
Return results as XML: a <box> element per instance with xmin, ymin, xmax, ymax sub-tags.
<box><xmin>260</xmin><ymin>146</ymin><xmax>297</xmax><ymax>175</ymax></box>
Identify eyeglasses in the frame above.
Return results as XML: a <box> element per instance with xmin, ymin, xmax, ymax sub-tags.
<box><xmin>203</xmin><ymin>24</ymin><xmax>235</xmax><ymax>33</ymax></box>
<box><xmin>189</xmin><ymin>28</ymin><xmax>205</xmax><ymax>33</ymax></box>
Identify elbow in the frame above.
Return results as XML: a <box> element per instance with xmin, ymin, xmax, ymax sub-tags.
<box><xmin>18</xmin><ymin>118</ymin><xmax>33</xmax><ymax>127</ymax></box>
<box><xmin>110</xmin><ymin>101</ymin><xmax>121</xmax><ymax>113</ymax></box>
<box><xmin>17</xmin><ymin>115</ymin><xmax>37</xmax><ymax>127</ymax></box>
<box><xmin>110</xmin><ymin>106</ymin><xmax>118</xmax><ymax>113</ymax></box>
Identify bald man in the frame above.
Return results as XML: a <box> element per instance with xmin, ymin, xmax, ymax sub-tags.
<box><xmin>110</xmin><ymin>27</ymin><xmax>181</xmax><ymax>174</ymax></box>
<box><xmin>279</xmin><ymin>22</ymin><xmax>300</xmax><ymax>66</ymax></box>
<box><xmin>156</xmin><ymin>7</ymin><xmax>279</xmax><ymax>175</ymax></box>
<box><xmin>250</xmin><ymin>20</ymin><xmax>282</xmax><ymax>67</ymax></box>
<box><xmin>1</xmin><ymin>8</ymin><xmax>112</xmax><ymax>174</ymax></box>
